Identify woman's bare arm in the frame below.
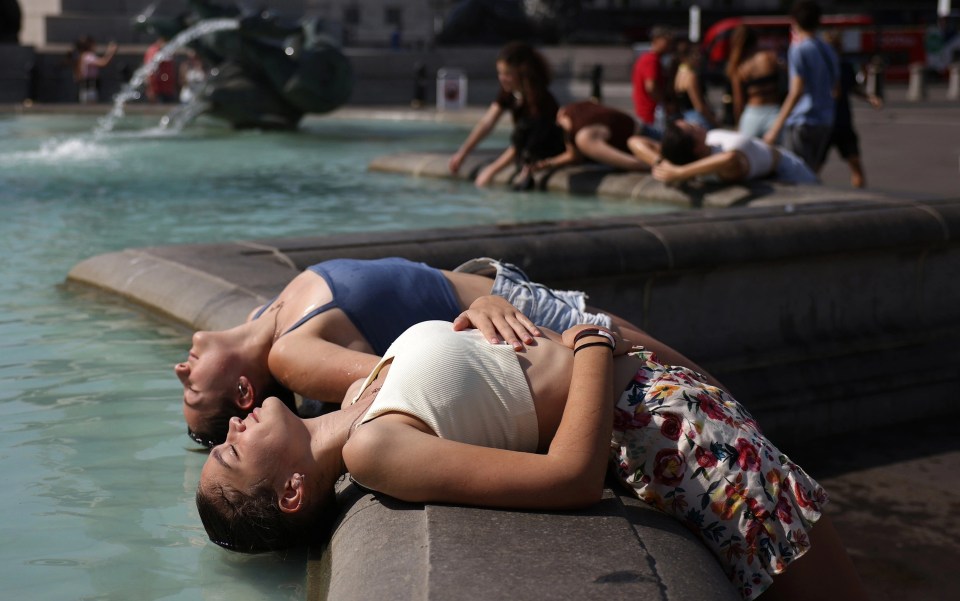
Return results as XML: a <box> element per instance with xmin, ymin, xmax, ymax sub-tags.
<box><xmin>627</xmin><ymin>135</ymin><xmax>661</xmax><ymax>166</ymax></box>
<box><xmin>652</xmin><ymin>150</ymin><xmax>747</xmax><ymax>184</ymax></box>
<box><xmin>532</xmin><ymin>140</ymin><xmax>580</xmax><ymax>171</ymax></box>
<box><xmin>449</xmin><ymin>102</ymin><xmax>505</xmax><ymax>173</ymax></box>
<box><xmin>686</xmin><ymin>74</ymin><xmax>717</xmax><ymax>126</ymax></box>
<box><xmin>474</xmin><ymin>145</ymin><xmax>516</xmax><ymax>187</ymax></box>
<box><xmin>730</xmin><ymin>71</ymin><xmax>744</xmax><ymax>124</ymax></box>
<box><xmin>764</xmin><ymin>74</ymin><xmax>803</xmax><ymax>146</ymax></box>
<box><xmin>91</xmin><ymin>43</ymin><xmax>117</xmax><ymax>67</ymax></box>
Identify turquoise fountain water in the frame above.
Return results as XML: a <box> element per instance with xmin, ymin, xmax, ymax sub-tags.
<box><xmin>0</xmin><ymin>112</ymin><xmax>674</xmax><ymax>599</ymax></box>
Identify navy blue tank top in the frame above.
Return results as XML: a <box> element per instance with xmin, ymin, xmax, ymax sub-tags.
<box><xmin>253</xmin><ymin>258</ymin><xmax>462</xmax><ymax>355</ymax></box>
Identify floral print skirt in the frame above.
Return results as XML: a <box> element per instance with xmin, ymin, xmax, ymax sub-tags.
<box><xmin>611</xmin><ymin>349</ymin><xmax>828</xmax><ymax>600</ymax></box>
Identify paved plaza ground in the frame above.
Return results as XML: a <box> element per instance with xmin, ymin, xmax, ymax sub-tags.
<box><xmin>817</xmin><ymin>87</ymin><xmax>960</xmax><ymax>200</ymax></box>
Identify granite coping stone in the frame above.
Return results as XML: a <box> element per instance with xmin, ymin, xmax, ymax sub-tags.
<box><xmin>368</xmin><ymin>150</ymin><xmax>889</xmax><ymax>209</ymax></box>
<box><xmin>310</xmin><ymin>479</ymin><xmax>740</xmax><ymax>601</ymax></box>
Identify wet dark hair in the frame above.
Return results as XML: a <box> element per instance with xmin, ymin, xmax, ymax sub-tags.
<box><xmin>791</xmin><ymin>0</ymin><xmax>822</xmax><ymax>32</ymax></box>
<box><xmin>497</xmin><ymin>41</ymin><xmax>553</xmax><ymax>119</ymax></box>
<box><xmin>660</xmin><ymin>120</ymin><xmax>698</xmax><ymax>166</ymax></box>
<box><xmin>196</xmin><ymin>478</ymin><xmax>334</xmax><ymax>554</ymax></box>
<box><xmin>186</xmin><ymin>382</ymin><xmax>297</xmax><ymax>448</ymax></box>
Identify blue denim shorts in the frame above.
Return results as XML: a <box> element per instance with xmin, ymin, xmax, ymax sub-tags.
<box><xmin>776</xmin><ymin>148</ymin><xmax>820</xmax><ymax>184</ymax></box>
<box><xmin>455</xmin><ymin>258</ymin><xmax>612</xmax><ymax>332</ymax></box>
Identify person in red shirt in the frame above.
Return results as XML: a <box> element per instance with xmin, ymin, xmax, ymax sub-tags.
<box><xmin>144</xmin><ymin>36</ymin><xmax>178</xmax><ymax>103</ymax></box>
<box><xmin>631</xmin><ymin>26</ymin><xmax>673</xmax><ymax>138</ymax></box>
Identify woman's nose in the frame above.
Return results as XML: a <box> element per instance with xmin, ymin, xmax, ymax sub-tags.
<box><xmin>227</xmin><ymin>415</ymin><xmax>246</xmax><ymax>435</ymax></box>
<box><xmin>174</xmin><ymin>362</ymin><xmax>188</xmax><ymax>380</ymax></box>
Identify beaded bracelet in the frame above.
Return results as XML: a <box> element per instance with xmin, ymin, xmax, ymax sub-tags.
<box><xmin>573</xmin><ymin>328</ymin><xmax>616</xmax><ymax>348</ymax></box>
<box><xmin>573</xmin><ymin>340</ymin><xmax>615</xmax><ymax>354</ymax></box>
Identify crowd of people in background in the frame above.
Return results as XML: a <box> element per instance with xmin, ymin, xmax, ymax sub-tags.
<box><xmin>67</xmin><ymin>0</ymin><xmax>876</xmax><ymax>188</ymax></box>
<box><xmin>451</xmin><ymin>0</ymin><xmax>881</xmax><ymax>190</ymax></box>
<box><xmin>67</xmin><ymin>35</ymin><xmax>206</xmax><ymax>106</ymax></box>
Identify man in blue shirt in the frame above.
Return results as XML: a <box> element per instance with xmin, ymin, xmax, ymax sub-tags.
<box><xmin>764</xmin><ymin>0</ymin><xmax>838</xmax><ymax>172</ymax></box>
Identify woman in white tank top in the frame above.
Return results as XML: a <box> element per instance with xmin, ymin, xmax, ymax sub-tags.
<box><xmin>628</xmin><ymin>119</ymin><xmax>819</xmax><ymax>185</ymax></box>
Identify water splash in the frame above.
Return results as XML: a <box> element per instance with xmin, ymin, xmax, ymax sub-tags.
<box><xmin>158</xmin><ymin>99</ymin><xmax>212</xmax><ymax>133</ymax></box>
<box><xmin>0</xmin><ymin>137</ymin><xmax>112</xmax><ymax>166</ymax></box>
<box><xmin>94</xmin><ymin>18</ymin><xmax>239</xmax><ymax>135</ymax></box>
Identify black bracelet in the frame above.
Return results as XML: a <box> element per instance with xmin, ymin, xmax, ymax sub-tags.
<box><xmin>573</xmin><ymin>340</ymin><xmax>615</xmax><ymax>354</ymax></box>
<box><xmin>573</xmin><ymin>328</ymin><xmax>616</xmax><ymax>347</ymax></box>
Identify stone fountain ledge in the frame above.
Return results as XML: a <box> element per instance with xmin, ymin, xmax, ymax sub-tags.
<box><xmin>67</xmin><ymin>196</ymin><xmax>960</xmax><ymax>601</ymax></box>
<box><xmin>368</xmin><ymin>148</ymin><xmax>890</xmax><ymax>209</ymax></box>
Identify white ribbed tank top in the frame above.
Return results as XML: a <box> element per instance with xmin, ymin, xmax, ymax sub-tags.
<box><xmin>355</xmin><ymin>320</ymin><xmax>539</xmax><ymax>452</ymax></box>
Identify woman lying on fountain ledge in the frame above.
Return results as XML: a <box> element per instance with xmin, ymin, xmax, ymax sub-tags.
<box><xmin>632</xmin><ymin>119</ymin><xmax>821</xmax><ymax>186</ymax></box>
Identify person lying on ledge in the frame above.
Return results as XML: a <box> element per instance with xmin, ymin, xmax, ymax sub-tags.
<box><xmin>531</xmin><ymin>100</ymin><xmax>654</xmax><ymax>174</ymax></box>
<box><xmin>632</xmin><ymin>119</ymin><xmax>820</xmax><ymax>186</ymax></box>
<box><xmin>196</xmin><ymin>318</ymin><xmax>867</xmax><ymax>601</ymax></box>
<box><xmin>174</xmin><ymin>256</ymin><xmax>719</xmax><ymax>447</ymax></box>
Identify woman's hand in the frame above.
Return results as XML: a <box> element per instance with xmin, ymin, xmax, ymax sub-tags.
<box><xmin>452</xmin><ymin>295</ymin><xmax>541</xmax><ymax>350</ymax></box>
<box><xmin>531</xmin><ymin>158</ymin><xmax>553</xmax><ymax>172</ymax></box>
<box><xmin>652</xmin><ymin>159</ymin><xmax>685</xmax><ymax>183</ymax></box>
<box><xmin>474</xmin><ymin>163</ymin><xmax>497</xmax><ymax>187</ymax></box>
<box><xmin>448</xmin><ymin>151</ymin><xmax>465</xmax><ymax>174</ymax></box>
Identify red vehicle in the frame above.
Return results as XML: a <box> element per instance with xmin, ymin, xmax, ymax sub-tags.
<box><xmin>701</xmin><ymin>14</ymin><xmax>925</xmax><ymax>83</ymax></box>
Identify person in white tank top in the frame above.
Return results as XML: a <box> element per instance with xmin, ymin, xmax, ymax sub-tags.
<box><xmin>627</xmin><ymin>119</ymin><xmax>819</xmax><ymax>185</ymax></box>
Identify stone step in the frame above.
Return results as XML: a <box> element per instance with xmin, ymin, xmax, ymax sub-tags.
<box><xmin>46</xmin><ymin>15</ymin><xmax>155</xmax><ymax>45</ymax></box>
<box><xmin>59</xmin><ymin>0</ymin><xmax>184</xmax><ymax>16</ymax></box>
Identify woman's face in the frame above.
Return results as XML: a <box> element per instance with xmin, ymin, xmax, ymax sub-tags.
<box><xmin>174</xmin><ymin>330</ymin><xmax>242</xmax><ymax>434</ymax></box>
<box><xmin>200</xmin><ymin>397</ymin><xmax>309</xmax><ymax>494</ymax></box>
<box><xmin>496</xmin><ymin>61</ymin><xmax>518</xmax><ymax>93</ymax></box>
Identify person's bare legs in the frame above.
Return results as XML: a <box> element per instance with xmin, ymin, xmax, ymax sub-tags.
<box><xmin>575</xmin><ymin>126</ymin><xmax>651</xmax><ymax>171</ymax></box>
<box><xmin>847</xmin><ymin>155</ymin><xmax>866</xmax><ymax>188</ymax></box>
<box><xmin>761</xmin><ymin>513</ymin><xmax>869</xmax><ymax>601</ymax></box>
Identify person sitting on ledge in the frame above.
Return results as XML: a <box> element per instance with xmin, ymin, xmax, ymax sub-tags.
<box><xmin>640</xmin><ymin>119</ymin><xmax>820</xmax><ymax>186</ymax></box>
<box><xmin>448</xmin><ymin>41</ymin><xmax>564</xmax><ymax>188</ymax></box>
<box><xmin>175</xmin><ymin>256</ymin><xmax>718</xmax><ymax>447</ymax></box>
<box><xmin>195</xmin><ymin>318</ymin><xmax>868</xmax><ymax>601</ymax></box>
<box><xmin>532</xmin><ymin>100</ymin><xmax>654</xmax><ymax>174</ymax></box>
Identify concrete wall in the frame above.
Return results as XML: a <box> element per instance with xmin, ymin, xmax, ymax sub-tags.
<box><xmin>0</xmin><ymin>44</ymin><xmax>34</xmax><ymax>102</ymax></box>
<box><xmin>347</xmin><ymin>45</ymin><xmax>636</xmax><ymax>108</ymax></box>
